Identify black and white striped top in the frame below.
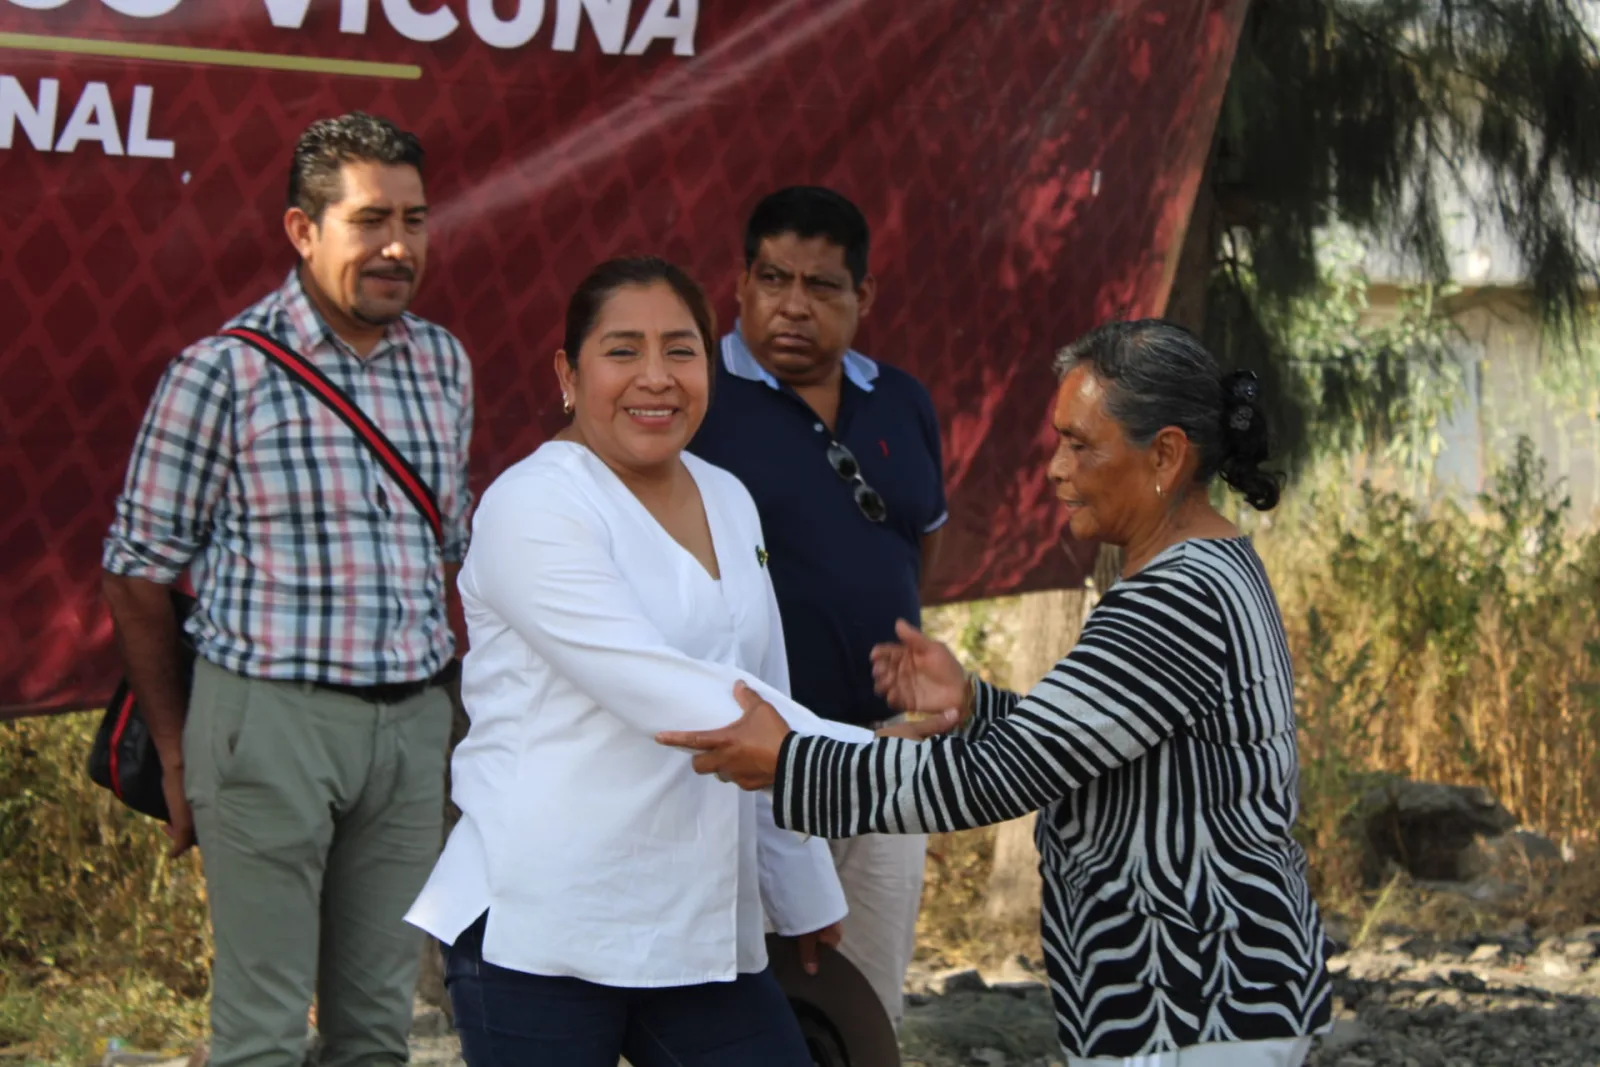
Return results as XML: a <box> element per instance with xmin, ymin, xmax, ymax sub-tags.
<box><xmin>774</xmin><ymin>537</ymin><xmax>1333</xmax><ymax>1058</ymax></box>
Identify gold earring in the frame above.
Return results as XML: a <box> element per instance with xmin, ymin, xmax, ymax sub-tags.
<box><xmin>561</xmin><ymin>393</ymin><xmax>572</xmax><ymax>415</ymax></box>
<box><xmin>1155</xmin><ymin>482</ymin><xmax>1165</xmax><ymax>498</ymax></box>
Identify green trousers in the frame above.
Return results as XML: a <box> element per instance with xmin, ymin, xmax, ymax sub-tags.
<box><xmin>184</xmin><ymin>658</ymin><xmax>451</xmax><ymax>1067</ymax></box>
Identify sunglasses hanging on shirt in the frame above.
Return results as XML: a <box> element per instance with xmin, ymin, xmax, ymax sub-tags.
<box><xmin>826</xmin><ymin>440</ymin><xmax>888</xmax><ymax>523</ymax></box>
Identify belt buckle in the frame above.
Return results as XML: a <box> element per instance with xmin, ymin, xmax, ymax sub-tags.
<box><xmin>321</xmin><ymin>663</ymin><xmax>450</xmax><ymax>704</ymax></box>
<box><xmin>375</xmin><ymin>680</ymin><xmax>419</xmax><ymax>704</ymax></box>
<box><xmin>379</xmin><ymin>672</ymin><xmax>438</xmax><ymax>704</ymax></box>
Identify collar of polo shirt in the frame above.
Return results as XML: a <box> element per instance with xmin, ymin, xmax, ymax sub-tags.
<box><xmin>723</xmin><ymin>320</ymin><xmax>880</xmax><ymax>393</ymax></box>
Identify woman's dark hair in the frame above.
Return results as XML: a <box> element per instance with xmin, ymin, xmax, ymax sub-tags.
<box><xmin>562</xmin><ymin>256</ymin><xmax>718</xmax><ymax>388</ymax></box>
<box><xmin>1054</xmin><ymin>319</ymin><xmax>1281</xmax><ymax>510</ymax></box>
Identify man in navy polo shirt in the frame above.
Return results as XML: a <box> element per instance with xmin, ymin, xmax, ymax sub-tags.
<box><xmin>690</xmin><ymin>186</ymin><xmax>947</xmax><ymax>1027</ymax></box>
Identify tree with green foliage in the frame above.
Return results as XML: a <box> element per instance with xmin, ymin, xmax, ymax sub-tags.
<box><xmin>1167</xmin><ymin>0</ymin><xmax>1600</xmax><ymax>469</ymax></box>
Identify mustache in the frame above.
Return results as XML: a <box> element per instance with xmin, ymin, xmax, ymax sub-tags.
<box><xmin>363</xmin><ymin>265</ymin><xmax>415</xmax><ymax>282</ymax></box>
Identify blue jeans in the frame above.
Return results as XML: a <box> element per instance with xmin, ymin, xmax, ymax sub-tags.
<box><xmin>444</xmin><ymin>914</ymin><xmax>813</xmax><ymax>1067</ymax></box>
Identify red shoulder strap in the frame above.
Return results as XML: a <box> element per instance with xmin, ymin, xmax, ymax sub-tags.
<box><xmin>221</xmin><ymin>327</ymin><xmax>446</xmax><ymax>548</ymax></box>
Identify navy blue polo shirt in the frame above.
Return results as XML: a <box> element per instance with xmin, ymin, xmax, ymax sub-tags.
<box><xmin>689</xmin><ymin>329</ymin><xmax>948</xmax><ymax>727</ymax></box>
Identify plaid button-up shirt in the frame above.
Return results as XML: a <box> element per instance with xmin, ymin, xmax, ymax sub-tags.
<box><xmin>103</xmin><ymin>269</ymin><xmax>474</xmax><ymax>686</ymax></box>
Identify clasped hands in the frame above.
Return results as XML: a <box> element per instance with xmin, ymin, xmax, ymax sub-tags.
<box><xmin>654</xmin><ymin>619</ymin><xmax>972</xmax><ymax>790</ymax></box>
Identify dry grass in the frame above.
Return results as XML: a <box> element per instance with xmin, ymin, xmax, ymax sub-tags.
<box><xmin>1528</xmin><ymin>844</ymin><xmax>1600</xmax><ymax>932</ymax></box>
<box><xmin>1333</xmin><ymin>838</ymin><xmax>1600</xmax><ymax>949</ymax></box>
<box><xmin>913</xmin><ymin>827</ymin><xmax>1047</xmax><ymax>971</ymax></box>
<box><xmin>0</xmin><ymin>712</ymin><xmax>210</xmax><ymax>1065</ymax></box>
<box><xmin>1262</xmin><ymin>442</ymin><xmax>1600</xmax><ymax>899</ymax></box>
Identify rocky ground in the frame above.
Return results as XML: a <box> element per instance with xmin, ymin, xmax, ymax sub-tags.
<box><xmin>1304</xmin><ymin>922</ymin><xmax>1600</xmax><ymax>1067</ymax></box>
<box><xmin>392</xmin><ymin>922</ymin><xmax>1600</xmax><ymax>1067</ymax></box>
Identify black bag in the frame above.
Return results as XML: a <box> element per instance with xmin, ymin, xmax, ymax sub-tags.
<box><xmin>88</xmin><ymin>328</ymin><xmax>446</xmax><ymax>822</ymax></box>
<box><xmin>87</xmin><ymin>591</ymin><xmax>196</xmax><ymax>822</ymax></box>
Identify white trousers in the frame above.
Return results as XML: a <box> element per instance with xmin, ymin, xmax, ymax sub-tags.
<box><xmin>827</xmin><ymin>830</ymin><xmax>927</xmax><ymax>1028</ymax></box>
<box><xmin>1067</xmin><ymin>1036</ymin><xmax>1314</xmax><ymax>1067</ymax></box>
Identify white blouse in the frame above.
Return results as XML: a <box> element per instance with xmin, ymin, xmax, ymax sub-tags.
<box><xmin>404</xmin><ymin>441</ymin><xmax>873</xmax><ymax>987</ymax></box>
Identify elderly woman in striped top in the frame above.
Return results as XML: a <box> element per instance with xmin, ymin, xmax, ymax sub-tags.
<box><xmin>659</xmin><ymin>320</ymin><xmax>1334</xmax><ymax>1067</ymax></box>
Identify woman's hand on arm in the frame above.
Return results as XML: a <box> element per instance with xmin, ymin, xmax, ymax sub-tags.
<box><xmin>657</xmin><ymin>681</ymin><xmax>791</xmax><ymax>788</ymax></box>
<box><xmin>658</xmin><ymin>658</ymin><xmax>962</xmax><ymax>789</ymax></box>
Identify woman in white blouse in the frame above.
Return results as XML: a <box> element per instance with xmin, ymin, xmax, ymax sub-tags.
<box><xmin>404</xmin><ymin>256</ymin><xmax>878</xmax><ymax>1066</ymax></box>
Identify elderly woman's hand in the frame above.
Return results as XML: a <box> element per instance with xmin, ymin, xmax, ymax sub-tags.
<box><xmin>656</xmin><ymin>681</ymin><xmax>790</xmax><ymax>789</ymax></box>
<box><xmin>871</xmin><ymin>618</ymin><xmax>970</xmax><ymax>719</ymax></box>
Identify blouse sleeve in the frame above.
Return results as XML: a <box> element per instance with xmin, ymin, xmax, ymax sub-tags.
<box><xmin>464</xmin><ymin>467</ymin><xmax>875</xmax><ymax>745</ymax></box>
<box><xmin>772</xmin><ymin>573</ymin><xmax>1228</xmax><ymax>837</ymax></box>
<box><xmin>751</xmin><ymin>556</ymin><xmax>850</xmax><ymax>934</ymax></box>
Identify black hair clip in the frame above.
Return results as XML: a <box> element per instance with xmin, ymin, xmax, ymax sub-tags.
<box><xmin>1222</xmin><ymin>370</ymin><xmax>1259</xmax><ymax>433</ymax></box>
<box><xmin>1225</xmin><ymin>370</ymin><xmax>1260</xmax><ymax>404</ymax></box>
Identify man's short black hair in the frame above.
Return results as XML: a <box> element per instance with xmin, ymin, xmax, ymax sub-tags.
<box><xmin>287</xmin><ymin>111</ymin><xmax>425</xmax><ymax>223</ymax></box>
<box><xmin>742</xmin><ymin>186</ymin><xmax>870</xmax><ymax>286</ymax></box>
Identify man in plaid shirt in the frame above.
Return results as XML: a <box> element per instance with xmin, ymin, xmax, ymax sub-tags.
<box><xmin>102</xmin><ymin>112</ymin><xmax>473</xmax><ymax>1067</ymax></box>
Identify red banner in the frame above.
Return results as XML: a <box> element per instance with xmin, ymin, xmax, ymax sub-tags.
<box><xmin>0</xmin><ymin>0</ymin><xmax>1246</xmax><ymax>716</ymax></box>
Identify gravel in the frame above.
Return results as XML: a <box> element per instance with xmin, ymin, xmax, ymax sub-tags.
<box><xmin>899</xmin><ymin>927</ymin><xmax>1600</xmax><ymax>1067</ymax></box>
<box><xmin>398</xmin><ymin>927</ymin><xmax>1600</xmax><ymax>1067</ymax></box>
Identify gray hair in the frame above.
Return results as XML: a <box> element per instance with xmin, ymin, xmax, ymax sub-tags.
<box><xmin>1053</xmin><ymin>320</ymin><xmax>1280</xmax><ymax>510</ymax></box>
